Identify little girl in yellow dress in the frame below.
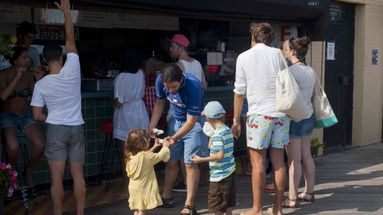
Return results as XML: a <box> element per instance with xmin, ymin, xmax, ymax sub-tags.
<box><xmin>125</xmin><ymin>128</ymin><xmax>170</xmax><ymax>215</ymax></box>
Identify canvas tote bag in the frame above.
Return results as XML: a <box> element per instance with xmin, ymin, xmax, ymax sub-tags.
<box><xmin>275</xmin><ymin>56</ymin><xmax>310</xmax><ymax>122</ymax></box>
<box><xmin>312</xmin><ymin>74</ymin><xmax>338</xmax><ymax>128</ymax></box>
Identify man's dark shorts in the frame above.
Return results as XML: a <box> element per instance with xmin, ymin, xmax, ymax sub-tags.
<box><xmin>208</xmin><ymin>173</ymin><xmax>236</xmax><ymax>213</ymax></box>
<box><xmin>46</xmin><ymin>124</ymin><xmax>85</xmax><ymax>164</ymax></box>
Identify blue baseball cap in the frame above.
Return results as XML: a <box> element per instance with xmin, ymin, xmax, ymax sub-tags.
<box><xmin>202</xmin><ymin>101</ymin><xmax>226</xmax><ymax>119</ymax></box>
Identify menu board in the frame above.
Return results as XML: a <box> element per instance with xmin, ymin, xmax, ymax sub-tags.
<box><xmin>77</xmin><ymin>11</ymin><xmax>113</xmax><ymax>28</ymax></box>
<box><xmin>113</xmin><ymin>13</ymin><xmax>178</xmax><ymax>31</ymax></box>
<box><xmin>0</xmin><ymin>4</ymin><xmax>31</xmax><ymax>23</ymax></box>
<box><xmin>35</xmin><ymin>26</ymin><xmax>80</xmax><ymax>41</ymax></box>
<box><xmin>32</xmin><ymin>8</ymin><xmax>178</xmax><ymax>30</ymax></box>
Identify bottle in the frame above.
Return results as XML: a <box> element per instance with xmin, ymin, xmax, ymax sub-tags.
<box><xmin>221</xmin><ymin>42</ymin><xmax>225</xmax><ymax>52</ymax></box>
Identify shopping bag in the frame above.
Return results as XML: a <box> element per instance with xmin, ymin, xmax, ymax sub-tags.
<box><xmin>312</xmin><ymin>75</ymin><xmax>338</xmax><ymax>128</ymax></box>
<box><xmin>275</xmin><ymin>55</ymin><xmax>310</xmax><ymax>122</ymax></box>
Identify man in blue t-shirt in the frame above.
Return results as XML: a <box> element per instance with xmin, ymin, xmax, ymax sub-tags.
<box><xmin>149</xmin><ymin>63</ymin><xmax>205</xmax><ymax>214</ymax></box>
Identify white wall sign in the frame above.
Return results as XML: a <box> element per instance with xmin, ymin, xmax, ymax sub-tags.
<box><xmin>34</xmin><ymin>8</ymin><xmax>79</xmax><ymax>25</ymax></box>
<box><xmin>327</xmin><ymin>42</ymin><xmax>335</xmax><ymax>60</ymax></box>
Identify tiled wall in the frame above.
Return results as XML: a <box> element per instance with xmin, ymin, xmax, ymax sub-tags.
<box><xmin>7</xmin><ymin>93</ymin><xmax>117</xmax><ymax>186</ymax></box>
<box><xmin>9</xmin><ymin>88</ymin><xmax>239</xmax><ymax>186</ymax></box>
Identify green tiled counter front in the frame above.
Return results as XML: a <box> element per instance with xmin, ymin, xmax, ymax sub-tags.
<box><xmin>3</xmin><ymin>91</ymin><xmax>116</xmax><ymax>186</ymax></box>
<box><xmin>82</xmin><ymin>91</ymin><xmax>116</xmax><ymax>180</ymax></box>
<box><xmin>4</xmin><ymin>88</ymin><xmax>241</xmax><ymax>187</ymax></box>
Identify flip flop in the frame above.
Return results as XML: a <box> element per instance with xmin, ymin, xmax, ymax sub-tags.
<box><xmin>264</xmin><ymin>183</ymin><xmax>275</xmax><ymax>193</ymax></box>
<box><xmin>282</xmin><ymin>197</ymin><xmax>298</xmax><ymax>208</ymax></box>
<box><xmin>298</xmin><ymin>192</ymin><xmax>315</xmax><ymax>202</ymax></box>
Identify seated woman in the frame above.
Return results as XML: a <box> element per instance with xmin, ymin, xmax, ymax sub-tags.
<box><xmin>0</xmin><ymin>46</ymin><xmax>45</xmax><ymax>187</ymax></box>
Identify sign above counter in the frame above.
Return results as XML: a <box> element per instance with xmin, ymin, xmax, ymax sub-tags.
<box><xmin>33</xmin><ymin>8</ymin><xmax>178</xmax><ymax>31</ymax></box>
<box><xmin>35</xmin><ymin>26</ymin><xmax>80</xmax><ymax>41</ymax></box>
<box><xmin>0</xmin><ymin>4</ymin><xmax>31</xmax><ymax>23</ymax></box>
<box><xmin>113</xmin><ymin>13</ymin><xmax>178</xmax><ymax>31</ymax></box>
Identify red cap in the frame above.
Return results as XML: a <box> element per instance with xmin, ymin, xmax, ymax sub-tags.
<box><xmin>169</xmin><ymin>34</ymin><xmax>190</xmax><ymax>47</ymax></box>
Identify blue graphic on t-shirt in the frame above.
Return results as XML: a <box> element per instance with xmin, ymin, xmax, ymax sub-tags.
<box><xmin>155</xmin><ymin>72</ymin><xmax>204</xmax><ymax>121</ymax></box>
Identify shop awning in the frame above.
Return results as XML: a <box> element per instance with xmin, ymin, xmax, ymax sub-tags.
<box><xmin>73</xmin><ymin>0</ymin><xmax>325</xmax><ymax>20</ymax></box>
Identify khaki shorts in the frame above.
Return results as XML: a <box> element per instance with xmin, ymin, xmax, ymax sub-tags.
<box><xmin>45</xmin><ymin>124</ymin><xmax>85</xmax><ymax>164</ymax></box>
<box><xmin>208</xmin><ymin>173</ymin><xmax>236</xmax><ymax>213</ymax></box>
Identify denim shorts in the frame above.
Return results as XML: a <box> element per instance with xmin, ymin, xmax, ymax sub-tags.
<box><xmin>169</xmin><ymin>119</ymin><xmax>208</xmax><ymax>164</ymax></box>
<box><xmin>289</xmin><ymin>114</ymin><xmax>315</xmax><ymax>138</ymax></box>
<box><xmin>246</xmin><ymin>114</ymin><xmax>290</xmax><ymax>149</ymax></box>
<box><xmin>0</xmin><ymin>112</ymin><xmax>36</xmax><ymax>132</ymax></box>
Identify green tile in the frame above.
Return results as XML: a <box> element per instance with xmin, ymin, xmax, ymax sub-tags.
<box><xmin>95</xmin><ymin>98</ymin><xmax>105</xmax><ymax>107</ymax></box>
<box><xmin>95</xmin><ymin>118</ymin><xmax>104</xmax><ymax>128</ymax></box>
<box><xmin>85</xmin><ymin>107</ymin><xmax>96</xmax><ymax>118</ymax></box>
<box><xmin>87</xmin><ymin>98</ymin><xmax>95</xmax><ymax>107</ymax></box>
<box><xmin>97</xmin><ymin>140</ymin><xmax>106</xmax><ymax>151</ymax></box>
<box><xmin>95</xmin><ymin>107</ymin><xmax>106</xmax><ymax>117</ymax></box>
<box><xmin>86</xmin><ymin>152</ymin><xmax>97</xmax><ymax>164</ymax></box>
<box><xmin>86</xmin><ymin>164</ymin><xmax>98</xmax><ymax>176</ymax></box>
<box><xmin>86</xmin><ymin>140</ymin><xmax>96</xmax><ymax>153</ymax></box>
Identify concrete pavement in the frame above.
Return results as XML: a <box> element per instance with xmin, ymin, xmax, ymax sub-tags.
<box><xmin>66</xmin><ymin>143</ymin><xmax>383</xmax><ymax>215</ymax></box>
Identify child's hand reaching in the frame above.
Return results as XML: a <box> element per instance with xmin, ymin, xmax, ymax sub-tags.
<box><xmin>153</xmin><ymin>138</ymin><xmax>162</xmax><ymax>148</ymax></box>
<box><xmin>191</xmin><ymin>154</ymin><xmax>203</xmax><ymax>163</ymax></box>
<box><xmin>149</xmin><ymin>139</ymin><xmax>162</xmax><ymax>152</ymax></box>
<box><xmin>161</xmin><ymin>138</ymin><xmax>171</xmax><ymax>148</ymax></box>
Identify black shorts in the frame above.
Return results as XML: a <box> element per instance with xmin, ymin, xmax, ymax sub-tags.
<box><xmin>208</xmin><ymin>173</ymin><xmax>236</xmax><ymax>213</ymax></box>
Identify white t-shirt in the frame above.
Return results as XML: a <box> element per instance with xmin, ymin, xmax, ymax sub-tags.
<box><xmin>234</xmin><ymin>43</ymin><xmax>286</xmax><ymax>117</ymax></box>
<box><xmin>179</xmin><ymin>59</ymin><xmax>207</xmax><ymax>89</ymax></box>
<box><xmin>31</xmin><ymin>53</ymin><xmax>84</xmax><ymax>125</ymax></box>
<box><xmin>289</xmin><ymin>64</ymin><xmax>316</xmax><ymax>118</ymax></box>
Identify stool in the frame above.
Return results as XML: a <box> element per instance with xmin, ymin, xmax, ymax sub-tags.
<box><xmin>98</xmin><ymin>119</ymin><xmax>122</xmax><ymax>192</ymax></box>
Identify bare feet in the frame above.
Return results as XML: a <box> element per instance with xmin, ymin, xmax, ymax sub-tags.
<box><xmin>266</xmin><ymin>207</ymin><xmax>283</xmax><ymax>215</ymax></box>
<box><xmin>240</xmin><ymin>208</ymin><xmax>263</xmax><ymax>215</ymax></box>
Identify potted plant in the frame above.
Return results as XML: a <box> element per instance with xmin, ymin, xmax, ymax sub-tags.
<box><xmin>310</xmin><ymin>137</ymin><xmax>325</xmax><ymax>157</ymax></box>
<box><xmin>0</xmin><ymin>162</ymin><xmax>18</xmax><ymax>213</ymax></box>
<box><xmin>0</xmin><ymin>33</ymin><xmax>17</xmax><ymax>70</ymax></box>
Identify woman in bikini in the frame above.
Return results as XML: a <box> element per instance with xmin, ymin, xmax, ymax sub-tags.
<box><xmin>0</xmin><ymin>46</ymin><xmax>45</xmax><ymax>190</ymax></box>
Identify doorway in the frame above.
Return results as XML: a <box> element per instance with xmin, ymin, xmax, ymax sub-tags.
<box><xmin>324</xmin><ymin>2</ymin><xmax>354</xmax><ymax>147</ymax></box>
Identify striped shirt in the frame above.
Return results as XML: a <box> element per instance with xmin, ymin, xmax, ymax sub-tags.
<box><xmin>209</xmin><ymin>124</ymin><xmax>236</xmax><ymax>182</ymax></box>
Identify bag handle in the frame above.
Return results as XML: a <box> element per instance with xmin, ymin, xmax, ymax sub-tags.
<box><xmin>277</xmin><ymin>50</ymin><xmax>289</xmax><ymax>73</ymax></box>
<box><xmin>313</xmin><ymin>70</ymin><xmax>325</xmax><ymax>95</ymax></box>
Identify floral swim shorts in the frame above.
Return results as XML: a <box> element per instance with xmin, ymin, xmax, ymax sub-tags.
<box><xmin>246</xmin><ymin>114</ymin><xmax>290</xmax><ymax>149</ymax></box>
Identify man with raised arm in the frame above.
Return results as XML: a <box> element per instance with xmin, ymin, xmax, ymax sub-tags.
<box><xmin>31</xmin><ymin>0</ymin><xmax>86</xmax><ymax>214</ymax></box>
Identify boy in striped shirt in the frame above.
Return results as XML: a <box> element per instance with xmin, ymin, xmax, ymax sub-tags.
<box><xmin>192</xmin><ymin>101</ymin><xmax>236</xmax><ymax>215</ymax></box>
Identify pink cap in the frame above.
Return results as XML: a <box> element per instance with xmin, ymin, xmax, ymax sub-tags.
<box><xmin>169</xmin><ymin>34</ymin><xmax>190</xmax><ymax>47</ymax></box>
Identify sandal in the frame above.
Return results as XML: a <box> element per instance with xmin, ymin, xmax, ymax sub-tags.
<box><xmin>161</xmin><ymin>197</ymin><xmax>174</xmax><ymax>208</ymax></box>
<box><xmin>298</xmin><ymin>192</ymin><xmax>315</xmax><ymax>202</ymax></box>
<box><xmin>180</xmin><ymin>205</ymin><xmax>197</xmax><ymax>215</ymax></box>
<box><xmin>282</xmin><ymin>197</ymin><xmax>298</xmax><ymax>208</ymax></box>
<box><xmin>264</xmin><ymin>183</ymin><xmax>275</xmax><ymax>193</ymax></box>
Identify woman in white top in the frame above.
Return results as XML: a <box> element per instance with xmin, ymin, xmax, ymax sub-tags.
<box><xmin>282</xmin><ymin>36</ymin><xmax>317</xmax><ymax>207</ymax></box>
<box><xmin>113</xmin><ymin>49</ymin><xmax>149</xmax><ymax>141</ymax></box>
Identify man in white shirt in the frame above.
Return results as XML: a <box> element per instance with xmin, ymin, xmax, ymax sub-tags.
<box><xmin>31</xmin><ymin>0</ymin><xmax>86</xmax><ymax>214</ymax></box>
<box><xmin>232</xmin><ymin>22</ymin><xmax>289</xmax><ymax>215</ymax></box>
